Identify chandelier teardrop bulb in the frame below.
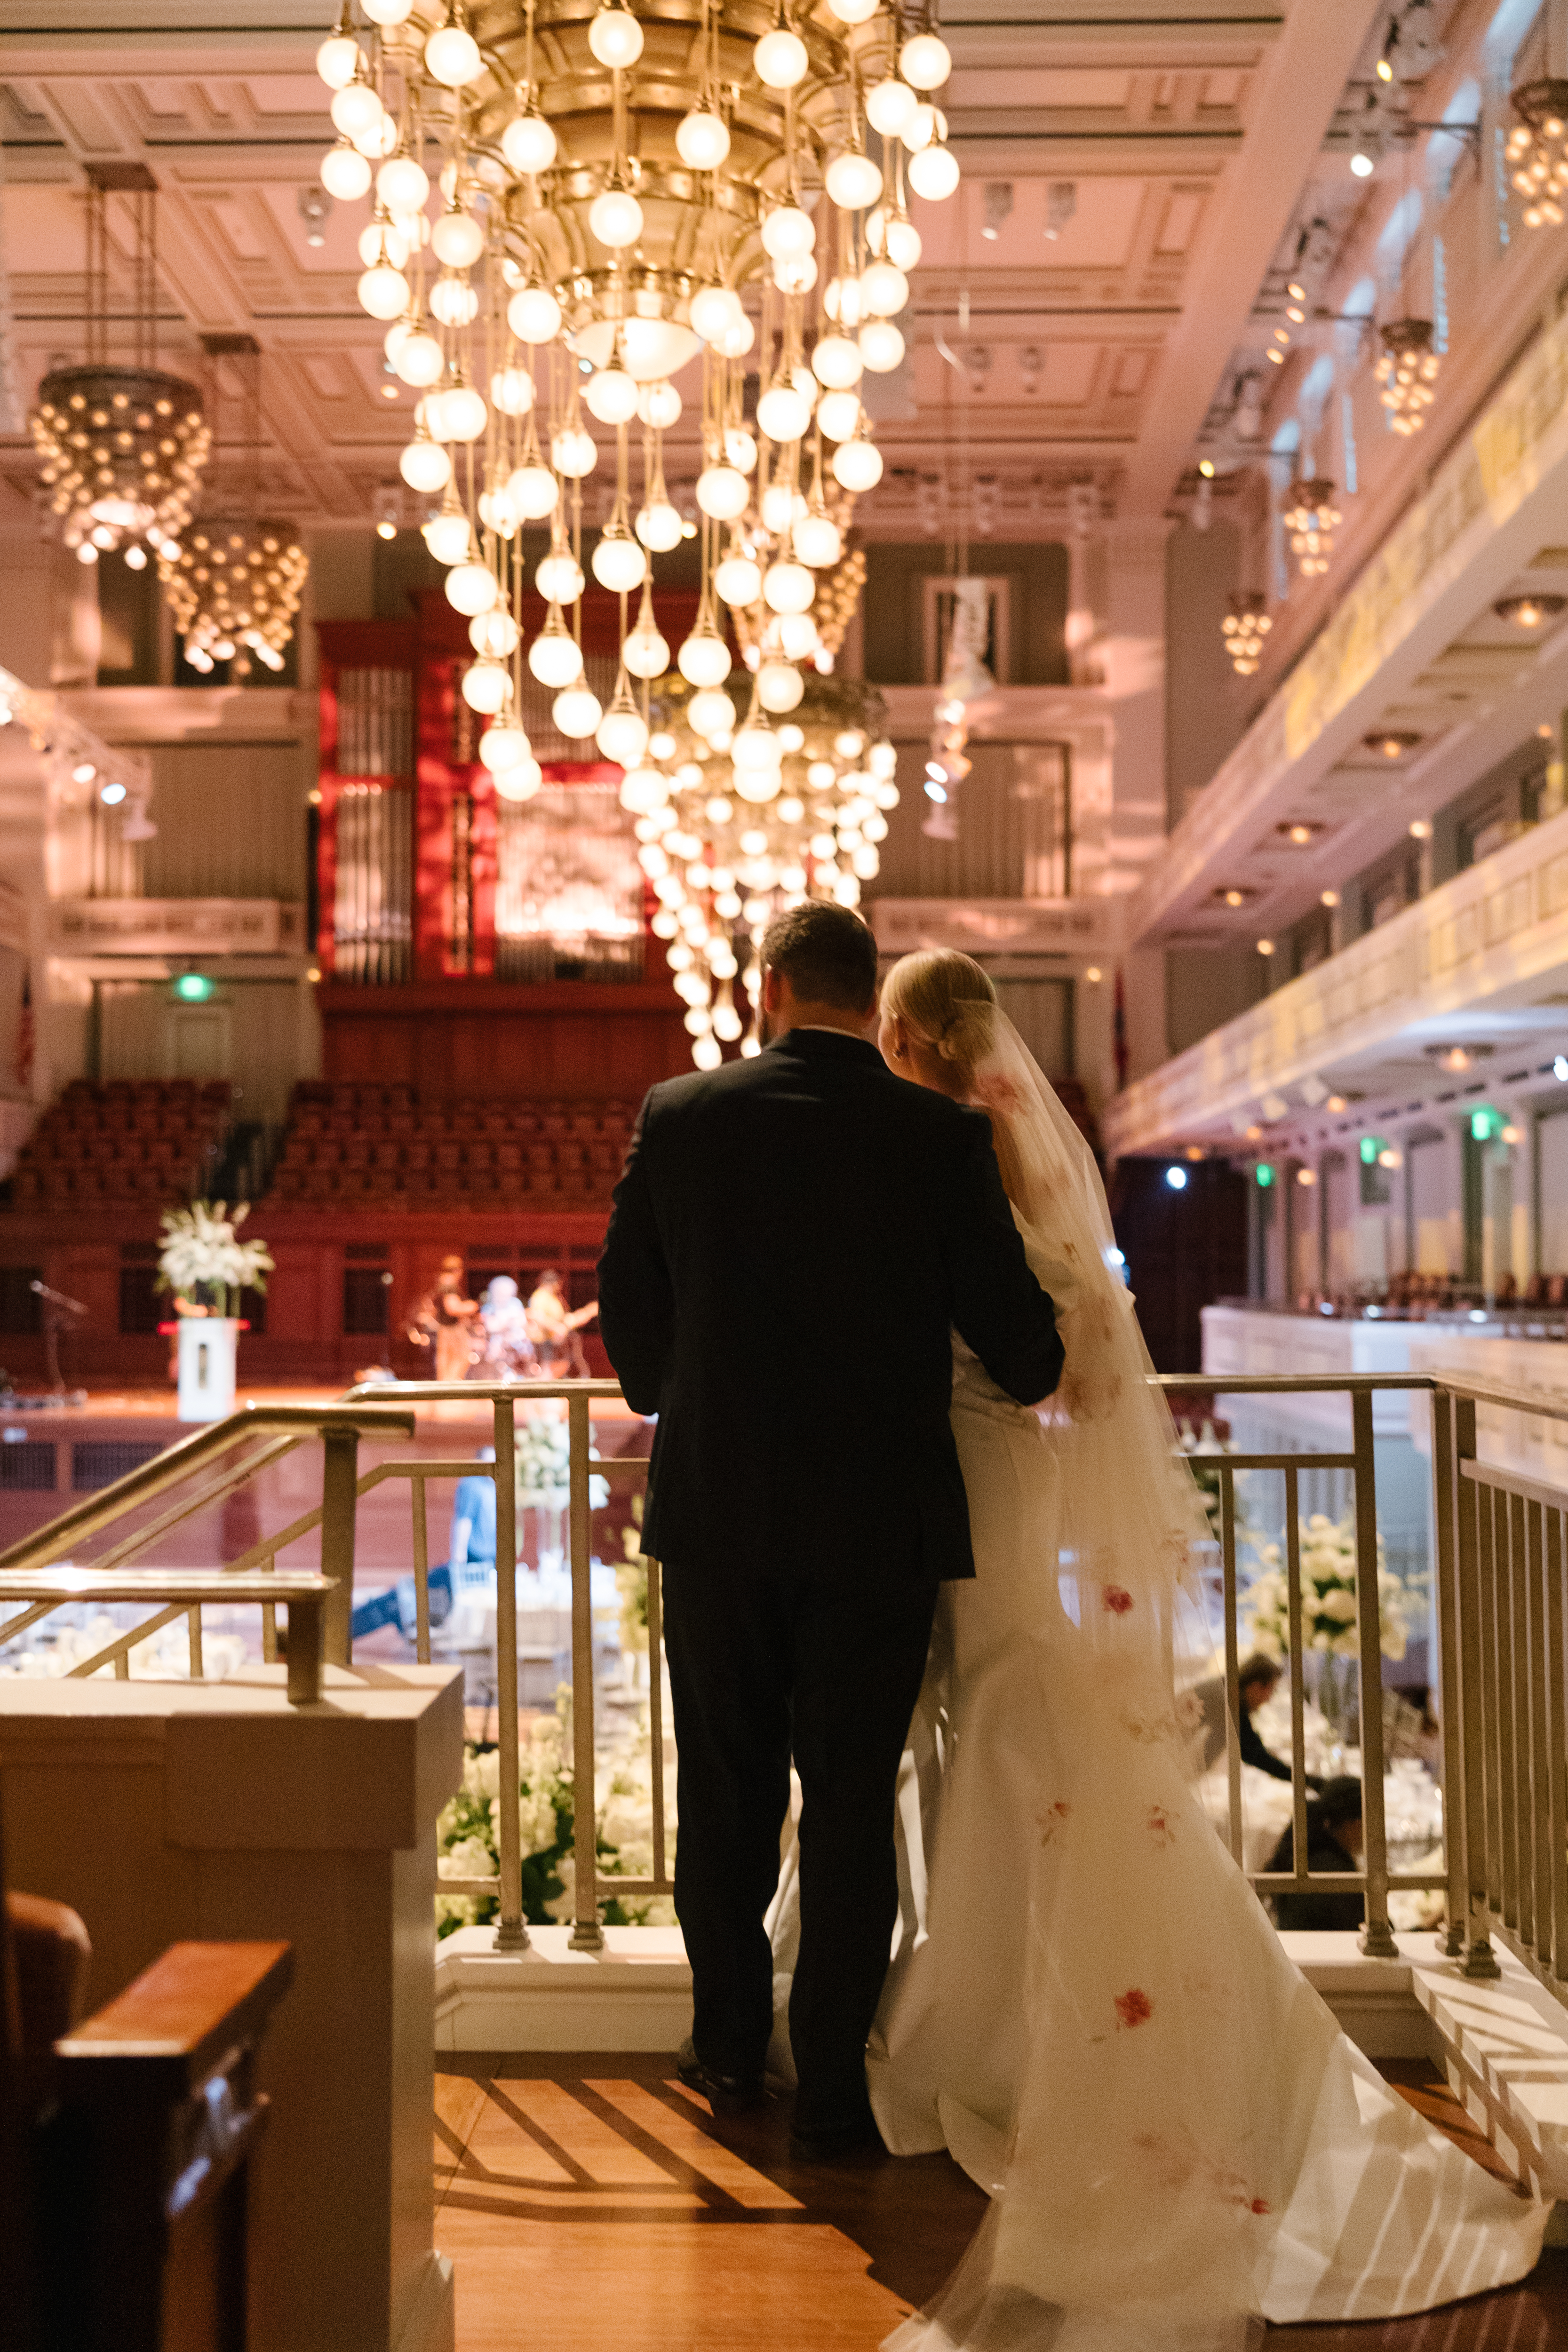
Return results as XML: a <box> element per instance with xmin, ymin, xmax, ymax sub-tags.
<box><xmin>832</xmin><ymin>437</ymin><xmax>883</xmax><ymax>491</ymax></box>
<box><xmin>358</xmin><ymin>262</ymin><xmax>410</xmax><ymax>318</ymax></box>
<box><xmin>719</xmin><ymin>311</ymin><xmax>756</xmax><ymax>358</ymax></box>
<box><xmin>554</xmin><ymin>684</ymin><xmax>605</xmax><ymax>739</ymax></box>
<box><xmin>676</xmin><ymin>108</ymin><xmax>732</xmax><ymax>170</ymax></box>
<box><xmin>589</xmin><ymin>187</ymin><xmax>645</xmax><ymax>249</ymax></box>
<box><xmin>445</xmin><ymin>559</ymin><xmax>500</xmax><ymax>616</ymax></box>
<box><xmin>696</xmin><ymin>463</ymin><xmax>749</xmax><ymax>520</ymax></box>
<box><xmin>623</xmin><ymin>614</ymin><xmax>670</xmax><ymax>677</ymax></box>
<box><xmin>441</xmin><ymin>383</ymin><xmax>488</xmax><ymax>441</ymax></box>
<box><xmin>551</xmin><ymin>427</ymin><xmax>599</xmax><ymax>477</ymax></box>
<box><xmin>756</xmin><ymin>381</ymin><xmax>813</xmax><ymax>442</ymax></box>
<box><xmin>494</xmin><ymin>760</ymin><xmax>543</xmax><ymax>802</ymax></box>
<box><xmin>378</xmin><ymin>154</ymin><xmax>430</xmax><ymax>212</ymax></box>
<box><xmin>529</xmin><ymin>612</ymin><xmax>585</xmax><ymax>687</ymax></box>
<box><xmin>689</xmin><ymin>688</ymin><xmax>737</xmax><ymax>739</ymax></box>
<box><xmin>471</xmin><ymin>609</ymin><xmax>520</xmax><ymax>657</ymax></box>
<box><xmin>757</xmin><ymin>660</ymin><xmax>805</xmax><ymax>712</ymax></box>
<box><xmin>907</xmin><ymin>143</ymin><xmax>959</xmax><ymax>200</ymax></box>
<box><xmin>589</xmin><ymin>2</ymin><xmax>645</xmax><ymax>66</ymax></box>
<box><xmin>317</xmin><ymin>33</ymin><xmax>362</xmax><ymax>87</ymax></box>
<box><xmin>597</xmin><ymin>699</ymin><xmax>650</xmax><ymax>766</ymax></box>
<box><xmin>792</xmin><ymin>512</ymin><xmax>842</xmax><ymax>567</ymax></box>
<box><xmin>363</xmin><ymin>0</ymin><xmax>414</xmax><ymax>20</ymax></box>
<box><xmin>690</xmin><ymin>285</ymin><xmax>743</xmax><ymax>345</ymax></box>
<box><xmin>815</xmin><ymin>389</ymin><xmax>861</xmax><ymax>442</ymax></box>
<box><xmin>764</xmin><ymin>559</ymin><xmax>815</xmax><ymax>615</ymax></box>
<box><xmin>859</xmin><ymin>319</ymin><xmax>905</xmax><ymax>373</ymax></box>
<box><xmin>899</xmin><ymin>32</ymin><xmax>952</xmax><ymax>88</ymax></box>
<box><xmin>424</xmin><ymin>19</ymin><xmax>484</xmax><ymax>86</ymax></box>
<box><xmin>724</xmin><ymin>426</ymin><xmax>758</xmax><ymax>473</ymax></box>
<box><xmin>865</xmin><ymin>78</ymin><xmax>918</xmax><ymax>138</ymax></box>
<box><xmin>320</xmin><ymin>141</ymin><xmax>374</xmax><ymax>199</ymax></box>
<box><xmin>508</xmin><ymin>462</ymin><xmax>559</xmax><ymax>518</ymax></box>
<box><xmin>394</xmin><ymin>331</ymin><xmax>445</xmax><ymax>387</ymax></box>
<box><xmin>431</xmin><ymin>208</ymin><xmax>486</xmax><ymax>268</ymax></box>
<box><xmin>715</xmin><ymin>552</ymin><xmax>764</xmax><ymax>607</ymax></box>
<box><xmin>755</xmin><ymin>25</ymin><xmax>809</xmax><ymax>87</ymax></box>
<box><xmin>860</xmin><ymin>260</ymin><xmax>909</xmax><ymax>317</ymax></box>
<box><xmin>812</xmin><ymin>334</ymin><xmax>863</xmax><ymax>389</ymax></box>
<box><xmin>584</xmin><ymin>365</ymin><xmax>640</xmax><ymax>424</ymax></box>
<box><xmin>462</xmin><ymin>660</ymin><xmax>511</xmax><ymax>714</ymax></box>
<box><xmin>637</xmin><ymin>500</ymin><xmax>685</xmax><ymax>551</ymax></box>
<box><xmin>829</xmin><ymin>0</ymin><xmax>878</xmax><ymax>22</ymax></box>
<box><xmin>883</xmin><ymin>215</ymin><xmax>922</xmax><ymax>271</ymax></box>
<box><xmin>502</xmin><ymin>110</ymin><xmax>557</xmax><ymax>174</ymax></box>
<box><xmin>678</xmin><ymin>628</ymin><xmax>732</xmax><ymax>687</ymax></box>
<box><xmin>422</xmin><ymin>507</ymin><xmax>473</xmax><ymax>565</ymax></box>
<box><xmin>430</xmin><ymin>273</ymin><xmax>479</xmax><ymax>326</ymax></box>
<box><xmin>508</xmin><ymin>286</ymin><xmax>562</xmax><ymax>344</ymax></box>
<box><xmin>536</xmin><ymin>548</ymin><xmax>586</xmax><ymax>603</ymax></box>
<box><xmin>638</xmin><ymin>378</ymin><xmax>682</xmax><ymax>428</ymax></box>
<box><xmin>761</xmin><ymin>205</ymin><xmax>815</xmax><ymax>261</ymax></box>
<box><xmin>825</xmin><ymin>151</ymin><xmax>883</xmax><ymax>210</ymax></box>
<box><xmin>591</xmin><ymin>527</ymin><xmax>647</xmax><ymax>593</ymax></box>
<box><xmin>399</xmin><ymin>436</ymin><xmax>452</xmax><ymax>492</ymax></box>
<box><xmin>778</xmin><ymin>612</ymin><xmax>820</xmax><ymax>660</ymax></box>
<box><xmin>490</xmin><ymin>365</ymin><xmax>534</xmax><ymax>415</ymax></box>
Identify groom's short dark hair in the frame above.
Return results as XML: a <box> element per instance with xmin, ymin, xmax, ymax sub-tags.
<box><xmin>762</xmin><ymin>903</ymin><xmax>879</xmax><ymax>1011</ymax></box>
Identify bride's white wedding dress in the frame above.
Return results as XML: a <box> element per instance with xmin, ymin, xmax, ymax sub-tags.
<box><xmin>770</xmin><ymin>1012</ymin><xmax>1545</xmax><ymax>2352</ymax></box>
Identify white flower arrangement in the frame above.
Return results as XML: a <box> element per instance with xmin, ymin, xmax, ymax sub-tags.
<box><xmin>1242</xmin><ymin>1511</ymin><xmax>1414</xmax><ymax>1662</ymax></box>
<box><xmin>157</xmin><ymin>1200</ymin><xmax>273</xmax><ymax>1315</ymax></box>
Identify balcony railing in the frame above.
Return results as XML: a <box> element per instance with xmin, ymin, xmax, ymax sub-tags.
<box><xmin>1</xmin><ymin>1373</ymin><xmax>1565</xmax><ymax>2010</ymax></box>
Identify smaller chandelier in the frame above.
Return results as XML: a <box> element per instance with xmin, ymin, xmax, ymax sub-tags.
<box><xmin>159</xmin><ymin>519</ymin><xmax>308</xmax><ymax>675</ymax></box>
<box><xmin>1283</xmin><ymin>477</ymin><xmax>1341</xmax><ymax>578</ymax></box>
<box><xmin>1375</xmin><ymin>320</ymin><xmax>1439</xmax><ymax>435</ymax></box>
<box><xmin>1221</xmin><ymin>594</ymin><xmax>1271</xmax><ymax>677</ymax></box>
<box><xmin>31</xmin><ymin>366</ymin><xmax>210</xmax><ymax>564</ymax></box>
<box><xmin>1507</xmin><ymin>79</ymin><xmax>1568</xmax><ymax>226</ymax></box>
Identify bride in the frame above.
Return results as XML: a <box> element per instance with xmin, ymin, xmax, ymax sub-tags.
<box><xmin>774</xmin><ymin>948</ymin><xmax>1545</xmax><ymax>2352</ymax></box>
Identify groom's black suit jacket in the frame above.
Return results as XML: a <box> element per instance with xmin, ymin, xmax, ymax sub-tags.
<box><xmin>597</xmin><ymin>1026</ymin><xmax>1065</xmax><ymax>1582</ymax></box>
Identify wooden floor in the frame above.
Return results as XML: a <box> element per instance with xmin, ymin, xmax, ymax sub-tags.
<box><xmin>435</xmin><ymin>2054</ymin><xmax>1568</xmax><ymax>2350</ymax></box>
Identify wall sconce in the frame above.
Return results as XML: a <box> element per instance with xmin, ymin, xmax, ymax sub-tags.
<box><xmin>981</xmin><ymin>181</ymin><xmax>1014</xmax><ymax>241</ymax></box>
<box><xmin>1363</xmin><ymin>729</ymin><xmax>1423</xmax><ymax>759</ymax></box>
<box><xmin>1494</xmin><ymin>593</ymin><xmax>1567</xmax><ymax>628</ymax></box>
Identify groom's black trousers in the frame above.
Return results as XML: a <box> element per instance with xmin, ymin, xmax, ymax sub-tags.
<box><xmin>661</xmin><ymin>1554</ymin><xmax>939</xmax><ymax>2130</ymax></box>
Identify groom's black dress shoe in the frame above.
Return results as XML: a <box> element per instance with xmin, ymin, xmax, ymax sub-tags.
<box><xmin>676</xmin><ymin>2038</ymin><xmax>768</xmax><ymax>2118</ymax></box>
<box><xmin>788</xmin><ymin>2110</ymin><xmax>885</xmax><ymax>2163</ymax></box>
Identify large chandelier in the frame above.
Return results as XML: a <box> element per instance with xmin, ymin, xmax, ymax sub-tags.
<box><xmin>28</xmin><ymin>167</ymin><xmax>209</xmax><ymax>568</ymax></box>
<box><xmin>1375</xmin><ymin>319</ymin><xmax>1439</xmax><ymax>435</ymax></box>
<box><xmin>316</xmin><ymin>0</ymin><xmax>958</xmax><ymax>771</ymax></box>
<box><xmin>159</xmin><ymin>520</ymin><xmax>310</xmax><ymax>675</ymax></box>
<box><xmin>1506</xmin><ymin>79</ymin><xmax>1568</xmax><ymax>227</ymax></box>
<box><xmin>629</xmin><ymin>673</ymin><xmax>895</xmax><ymax>1065</ymax></box>
<box><xmin>1283</xmin><ymin>476</ymin><xmax>1339</xmax><ymax>577</ymax></box>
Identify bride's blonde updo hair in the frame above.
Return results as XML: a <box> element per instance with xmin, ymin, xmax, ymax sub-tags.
<box><xmin>883</xmin><ymin>950</ymin><xmax>1028</xmax><ymax>1204</ymax></box>
<box><xmin>881</xmin><ymin>949</ymin><xmax>999</xmax><ymax>1074</ymax></box>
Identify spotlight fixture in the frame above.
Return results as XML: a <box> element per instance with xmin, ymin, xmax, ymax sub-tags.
<box><xmin>981</xmin><ymin>181</ymin><xmax>1014</xmax><ymax>241</ymax></box>
<box><xmin>1198</xmin><ymin>459</ymin><xmax>1216</xmax><ymax>478</ymax></box>
<box><xmin>1375</xmin><ymin>319</ymin><xmax>1440</xmax><ymax>434</ymax></box>
<box><xmin>1214</xmin><ymin>885</ymin><xmax>1255</xmax><ymax>908</ymax></box>
<box><xmin>1495</xmin><ymin>593</ymin><xmax>1567</xmax><ymax>628</ymax></box>
<box><xmin>1326</xmin><ymin>1094</ymin><xmax>1347</xmax><ymax>1113</ymax></box>
<box><xmin>1507</xmin><ymin>78</ymin><xmax>1568</xmax><ymax>227</ymax></box>
<box><xmin>72</xmin><ymin>760</ymin><xmax>96</xmax><ymax>784</ymax></box>
<box><xmin>1427</xmin><ymin>1042</ymin><xmax>1488</xmax><ymax>1073</ymax></box>
<box><xmin>1321</xmin><ymin>889</ymin><xmax>1340</xmax><ymax>907</ymax></box>
<box><xmin>1044</xmin><ymin>181</ymin><xmax>1077</xmax><ymax>241</ymax></box>
<box><xmin>1221</xmin><ymin>593</ymin><xmax>1271</xmax><ymax>675</ymax></box>
<box><xmin>1277</xmin><ymin>821</ymin><xmax>1322</xmax><ymax>845</ymax></box>
<box><xmin>1256</xmin><ymin>937</ymin><xmax>1276</xmax><ymax>957</ymax></box>
<box><xmin>297</xmin><ymin>183</ymin><xmax>332</xmax><ymax>246</ymax></box>
<box><xmin>1409</xmin><ymin>818</ymin><xmax>1433</xmax><ymax>840</ymax></box>
<box><xmin>1282</xmin><ymin>478</ymin><xmax>1341</xmax><ymax>577</ymax></box>
<box><xmin>1363</xmin><ymin>729</ymin><xmax>1422</xmax><ymax>759</ymax></box>
<box><xmin>1296</xmin><ymin>1166</ymin><xmax>1317</xmax><ymax>1186</ymax></box>
<box><xmin>98</xmin><ymin>779</ymin><xmax>127</xmax><ymax>806</ymax></box>
<box><xmin>1350</xmin><ymin>95</ymin><xmax>1382</xmax><ymax>177</ymax></box>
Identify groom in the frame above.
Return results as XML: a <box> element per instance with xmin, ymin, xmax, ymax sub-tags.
<box><xmin>598</xmin><ymin>903</ymin><xmax>1063</xmax><ymax>2155</ymax></box>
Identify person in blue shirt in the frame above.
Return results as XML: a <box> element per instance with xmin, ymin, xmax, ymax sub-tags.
<box><xmin>448</xmin><ymin>1446</ymin><xmax>497</xmax><ymax>1575</ymax></box>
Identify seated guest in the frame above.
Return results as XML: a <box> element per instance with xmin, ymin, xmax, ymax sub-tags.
<box><xmin>1266</xmin><ymin>1777</ymin><xmax>1365</xmax><ymax>1931</ymax></box>
<box><xmin>1195</xmin><ymin>1651</ymin><xmax>1324</xmax><ymax>1789</ymax></box>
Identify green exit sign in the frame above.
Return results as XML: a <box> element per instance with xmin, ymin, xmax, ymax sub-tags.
<box><xmin>173</xmin><ymin>972</ymin><xmax>215</xmax><ymax>1003</ymax></box>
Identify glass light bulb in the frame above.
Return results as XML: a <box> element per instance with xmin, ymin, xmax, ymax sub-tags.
<box><xmin>536</xmin><ymin>550</ymin><xmax>585</xmax><ymax>603</ymax></box>
<box><xmin>792</xmin><ymin>513</ymin><xmax>841</xmax><ymax>567</ymax></box>
<box><xmin>865</xmin><ymin>78</ymin><xmax>917</xmax><ymax>138</ymax></box>
<box><xmin>591</xmin><ymin>532</ymin><xmax>647</xmax><ymax>592</ymax></box>
<box><xmin>900</xmin><ymin>31</ymin><xmax>952</xmax><ymax>87</ymax></box>
<box><xmin>502</xmin><ymin>111</ymin><xmax>558</xmax><ymax>173</ymax></box>
<box><xmin>638</xmin><ymin>379</ymin><xmax>682</xmax><ymax>429</ymax></box>
<box><xmin>471</xmin><ymin>610</ymin><xmax>520</xmax><ymax>657</ymax></box>
<box><xmin>431</xmin><ymin>209</ymin><xmax>485</xmax><ymax>268</ymax></box>
<box><xmin>696</xmin><ymin>464</ymin><xmax>749</xmax><ymax>520</ymax></box>
<box><xmin>903</xmin><ymin>103</ymin><xmax>937</xmax><ymax>153</ymax></box>
<box><xmin>755</xmin><ymin>26</ymin><xmax>809</xmax><ymax>87</ymax></box>
<box><xmin>554</xmin><ymin>685</ymin><xmax>605</xmax><ymax>739</ymax></box>
<box><xmin>508</xmin><ymin>286</ymin><xmax>562</xmax><ymax>344</ymax></box>
<box><xmin>884</xmin><ymin>215</ymin><xmax>922</xmax><ymax>270</ymax></box>
<box><xmin>590</xmin><ymin>186</ymin><xmax>645</xmax><ymax>249</ymax></box>
<box><xmin>430</xmin><ymin>273</ymin><xmax>478</xmax><ymax>326</ymax></box>
<box><xmin>583</xmin><ymin>366</ymin><xmax>639</xmax><ymax>424</ymax></box>
<box><xmin>318</xmin><ymin>32</ymin><xmax>362</xmax><ymax>87</ymax></box>
<box><xmin>815</xmin><ymin>389</ymin><xmax>860</xmax><ymax>442</ymax></box>
<box><xmin>678</xmin><ymin>630</ymin><xmax>732</xmax><ymax>687</ymax></box>
<box><xmin>364</xmin><ymin>0</ymin><xmax>414</xmax><ymax>19</ymax></box>
<box><xmin>636</xmin><ymin>501</ymin><xmax>685</xmax><ymax>552</ymax></box>
<box><xmin>377</xmin><ymin>155</ymin><xmax>429</xmax><ymax>212</ymax></box>
<box><xmin>689</xmin><ymin>688</ymin><xmax>737</xmax><ymax>739</ymax></box>
<box><xmin>690</xmin><ymin>285</ymin><xmax>741</xmax><ymax>344</ymax></box>
<box><xmin>509</xmin><ymin>463</ymin><xmax>559</xmax><ymax>518</ymax></box>
<box><xmin>757</xmin><ymin>660</ymin><xmax>804</xmax><ymax>712</ymax></box>
<box><xmin>351</xmin><ymin>109</ymin><xmax>398</xmax><ymax>159</ymax></box>
<box><xmin>761</xmin><ymin>204</ymin><xmax>815</xmax><ymax>261</ymax></box>
<box><xmin>395</xmin><ymin>331</ymin><xmax>445</xmax><ymax>387</ymax></box>
<box><xmin>761</xmin><ymin>480</ymin><xmax>799</xmax><ymax>532</ymax></box>
<box><xmin>715</xmin><ymin>554</ymin><xmax>763</xmax><ymax>607</ymax></box>
<box><xmin>778</xmin><ymin>612</ymin><xmax>819</xmax><ymax>660</ymax></box>
<box><xmin>425</xmin><ymin>21</ymin><xmax>484</xmax><ymax>85</ymax></box>
<box><xmin>529</xmin><ymin>621</ymin><xmax>584</xmax><ymax>687</ymax></box>
<box><xmin>832</xmin><ymin>437</ymin><xmax>883</xmax><ymax>492</ymax></box>
<box><xmin>859</xmin><ymin>318</ymin><xmax>905</xmax><ymax>373</ymax></box>
<box><xmin>773</xmin><ymin>254</ymin><xmax>817</xmax><ymax>296</ymax></box>
<box><xmin>756</xmin><ymin>382</ymin><xmax>812</xmax><ymax>443</ymax></box>
<box><xmin>462</xmin><ymin>660</ymin><xmax>511</xmax><ymax>714</ymax></box>
<box><xmin>597</xmin><ymin>704</ymin><xmax>650</xmax><ymax>765</ymax></box>
<box><xmin>812</xmin><ymin>334</ymin><xmax>863</xmax><ymax>389</ymax></box>
<box><xmin>724</xmin><ymin>426</ymin><xmax>758</xmax><ymax>473</ymax></box>
<box><xmin>442</xmin><ymin>384</ymin><xmax>488</xmax><ymax>441</ymax></box>
<box><xmin>829</xmin><ymin>0</ymin><xmax>878</xmax><ymax>21</ymax></box>
<box><xmin>423</xmin><ymin>510</ymin><xmax>473</xmax><ymax>565</ymax></box>
<box><xmin>623</xmin><ymin>621</ymin><xmax>670</xmax><ymax>678</ymax></box>
<box><xmin>764</xmin><ymin>560</ymin><xmax>815</xmax><ymax>615</ymax></box>
<box><xmin>399</xmin><ymin>437</ymin><xmax>452</xmax><ymax>492</ymax></box>
<box><xmin>907</xmin><ymin>143</ymin><xmax>959</xmax><ymax>200</ymax></box>
<box><xmin>358</xmin><ymin>262</ymin><xmax>410</xmax><ymax>320</ymax></box>
<box><xmin>719</xmin><ymin>312</ymin><xmax>756</xmax><ymax>358</ymax></box>
<box><xmin>550</xmin><ymin>427</ymin><xmax>598</xmax><ymax>477</ymax></box>
<box><xmin>676</xmin><ymin>108</ymin><xmax>732</xmax><ymax>170</ymax></box>
<box><xmin>589</xmin><ymin>4</ymin><xmax>645</xmax><ymax>67</ymax></box>
<box><xmin>861</xmin><ymin>260</ymin><xmax>909</xmax><ymax>318</ymax></box>
<box><xmin>825</xmin><ymin>151</ymin><xmax>883</xmax><ymax>211</ymax></box>
<box><xmin>491</xmin><ymin>365</ymin><xmax>534</xmax><ymax>416</ymax></box>
<box><xmin>495</xmin><ymin>761</ymin><xmax>543</xmax><ymax>802</ymax></box>
<box><xmin>321</xmin><ymin>142</ymin><xmax>374</xmax><ymax>200</ymax></box>
<box><xmin>446</xmin><ymin>560</ymin><xmax>500</xmax><ymax>616</ymax></box>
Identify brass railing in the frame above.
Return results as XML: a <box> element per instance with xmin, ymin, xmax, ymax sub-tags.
<box><xmin>6</xmin><ymin>1369</ymin><xmax>1568</xmax><ymax>2010</ymax></box>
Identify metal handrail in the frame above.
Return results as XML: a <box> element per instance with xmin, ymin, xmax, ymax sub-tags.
<box><xmin>0</xmin><ymin>1570</ymin><xmax>335</xmax><ymax>1703</ymax></box>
